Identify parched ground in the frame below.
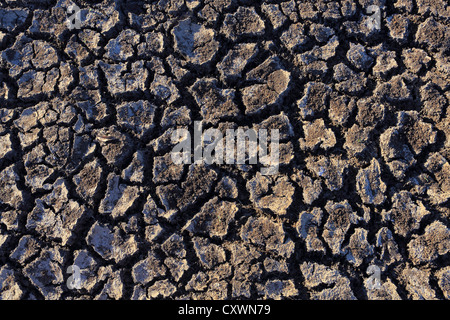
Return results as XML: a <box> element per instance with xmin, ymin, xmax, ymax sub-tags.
<box><xmin>0</xmin><ymin>0</ymin><xmax>449</xmax><ymax>300</ymax></box>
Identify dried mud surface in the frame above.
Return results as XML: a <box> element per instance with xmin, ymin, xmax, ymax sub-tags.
<box><xmin>0</xmin><ymin>0</ymin><xmax>449</xmax><ymax>300</ymax></box>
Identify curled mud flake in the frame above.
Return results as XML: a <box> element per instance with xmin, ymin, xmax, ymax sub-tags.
<box><xmin>96</xmin><ymin>134</ymin><xmax>118</xmax><ymax>143</ymax></box>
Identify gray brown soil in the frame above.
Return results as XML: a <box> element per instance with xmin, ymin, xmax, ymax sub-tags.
<box><xmin>0</xmin><ymin>0</ymin><xmax>449</xmax><ymax>300</ymax></box>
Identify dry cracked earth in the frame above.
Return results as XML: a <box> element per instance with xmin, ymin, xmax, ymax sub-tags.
<box><xmin>0</xmin><ymin>0</ymin><xmax>449</xmax><ymax>300</ymax></box>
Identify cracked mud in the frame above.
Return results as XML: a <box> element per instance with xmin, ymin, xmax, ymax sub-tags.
<box><xmin>0</xmin><ymin>0</ymin><xmax>449</xmax><ymax>300</ymax></box>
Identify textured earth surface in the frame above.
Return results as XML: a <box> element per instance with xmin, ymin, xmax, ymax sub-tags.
<box><xmin>0</xmin><ymin>0</ymin><xmax>449</xmax><ymax>300</ymax></box>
